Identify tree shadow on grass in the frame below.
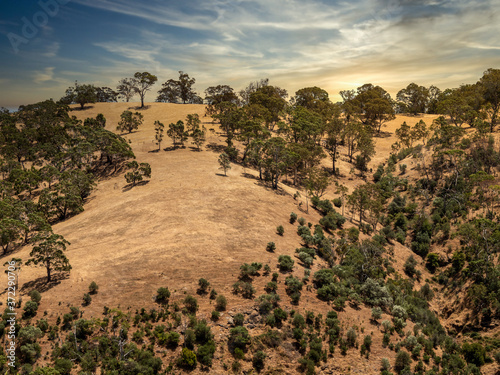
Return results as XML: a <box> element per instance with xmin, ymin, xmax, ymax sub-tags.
<box><xmin>215</xmin><ymin>173</ymin><xmax>229</xmax><ymax>177</ymax></box>
<box><xmin>206</xmin><ymin>143</ymin><xmax>226</xmax><ymax>153</ymax></box>
<box><xmin>19</xmin><ymin>273</ymin><xmax>70</xmax><ymax>294</ymax></box>
<box><xmin>128</xmin><ymin>105</ymin><xmax>151</xmax><ymax>111</ymax></box>
<box><xmin>122</xmin><ymin>180</ymin><xmax>150</xmax><ymax>192</ymax></box>
<box><xmin>69</xmin><ymin>106</ymin><xmax>94</xmax><ymax>111</ymax></box>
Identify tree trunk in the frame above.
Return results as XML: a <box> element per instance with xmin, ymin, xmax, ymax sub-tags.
<box><xmin>46</xmin><ymin>262</ymin><xmax>51</xmax><ymax>283</ymax></box>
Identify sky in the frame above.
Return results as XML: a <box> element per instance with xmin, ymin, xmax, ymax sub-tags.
<box><xmin>0</xmin><ymin>0</ymin><xmax>499</xmax><ymax>110</ymax></box>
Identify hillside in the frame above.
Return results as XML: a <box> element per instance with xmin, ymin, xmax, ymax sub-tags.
<box><xmin>1</xmin><ymin>102</ymin><xmax>499</xmax><ymax>375</ymax></box>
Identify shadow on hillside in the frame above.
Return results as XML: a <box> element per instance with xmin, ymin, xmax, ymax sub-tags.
<box><xmin>20</xmin><ymin>273</ymin><xmax>70</xmax><ymax>293</ymax></box>
<box><xmin>127</xmin><ymin>105</ymin><xmax>150</xmax><ymax>110</ymax></box>
<box><xmin>206</xmin><ymin>143</ymin><xmax>226</xmax><ymax>153</ymax></box>
<box><xmin>375</xmin><ymin>131</ymin><xmax>392</xmax><ymax>138</ymax></box>
<box><xmin>188</xmin><ymin>146</ymin><xmax>202</xmax><ymax>152</ymax></box>
<box><xmin>241</xmin><ymin>172</ymin><xmax>259</xmax><ymax>181</ymax></box>
<box><xmin>215</xmin><ymin>173</ymin><xmax>228</xmax><ymax>177</ymax></box>
<box><xmin>122</xmin><ymin>180</ymin><xmax>150</xmax><ymax>192</ymax></box>
<box><xmin>69</xmin><ymin>106</ymin><xmax>94</xmax><ymax>111</ymax></box>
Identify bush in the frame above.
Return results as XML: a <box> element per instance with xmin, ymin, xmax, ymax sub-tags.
<box><xmin>252</xmin><ymin>350</ymin><xmax>266</xmax><ymax>372</ymax></box>
<box><xmin>462</xmin><ymin>342</ymin><xmax>486</xmax><ymax>367</ymax></box>
<box><xmin>404</xmin><ymin>255</ymin><xmax>418</xmax><ymax>278</ymax></box>
<box><xmin>394</xmin><ymin>350</ymin><xmax>411</xmax><ymax>374</ymax></box>
<box><xmin>23</xmin><ymin>301</ymin><xmax>38</xmax><ymax>319</ymax></box>
<box><xmin>239</xmin><ymin>262</ymin><xmax>262</xmax><ymax>280</ymax></box>
<box><xmin>298</xmin><ymin>217</ymin><xmax>306</xmax><ymax>226</ymax></box>
<box><xmin>197</xmin><ymin>341</ymin><xmax>216</xmax><ymax>367</ymax></box>
<box><xmin>298</xmin><ymin>252</ymin><xmax>313</xmax><ymax>268</ymax></box>
<box><xmin>346</xmin><ymin>327</ymin><xmax>357</xmax><ymax>347</ymax></box>
<box><xmin>209</xmin><ymin>289</ymin><xmax>217</xmax><ymax>300</ymax></box>
<box><xmin>177</xmin><ymin>347</ymin><xmax>197</xmax><ymax>369</ymax></box>
<box><xmin>198</xmin><ymin>278</ymin><xmax>210</xmax><ymax>294</ymax></box>
<box><xmin>184</xmin><ymin>295</ymin><xmax>198</xmax><ymax>314</ymax></box>
<box><xmin>82</xmin><ymin>293</ymin><xmax>92</xmax><ymax>306</ymax></box>
<box><xmin>29</xmin><ymin>290</ymin><xmax>42</xmax><ymax>304</ymax></box>
<box><xmin>371</xmin><ymin>307</ymin><xmax>382</xmax><ymax>321</ymax></box>
<box><xmin>215</xmin><ymin>295</ymin><xmax>227</xmax><ymax>311</ymax></box>
<box><xmin>426</xmin><ymin>253</ymin><xmax>440</xmax><ymax>273</ymax></box>
<box><xmin>88</xmin><ymin>281</ymin><xmax>98</xmax><ymax>294</ymax></box>
<box><xmin>290</xmin><ymin>212</ymin><xmax>298</xmax><ymax>224</ymax></box>
<box><xmin>333</xmin><ymin>198</ymin><xmax>342</xmax><ymax>208</ymax></box>
<box><xmin>266</xmin><ymin>242</ymin><xmax>276</xmax><ymax>252</ymax></box>
<box><xmin>276</xmin><ymin>225</ymin><xmax>284</xmax><ymax>236</ymax></box>
<box><xmin>319</xmin><ymin>211</ymin><xmax>346</xmax><ymax>231</ymax></box>
<box><xmin>265</xmin><ymin>281</ymin><xmax>278</xmax><ymax>293</ymax></box>
<box><xmin>278</xmin><ymin>255</ymin><xmax>294</xmax><ymax>272</ymax></box>
<box><xmin>234</xmin><ymin>313</ymin><xmax>244</xmax><ymax>327</ymax></box>
<box><xmin>155</xmin><ymin>287</ymin><xmax>171</xmax><ymax>304</ymax></box>
<box><xmin>229</xmin><ymin>326</ymin><xmax>251</xmax><ymax>350</ymax></box>
<box><xmin>211</xmin><ymin>311</ymin><xmax>220</xmax><ymax>321</ymax></box>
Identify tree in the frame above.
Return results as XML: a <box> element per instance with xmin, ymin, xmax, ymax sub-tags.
<box><xmin>249</xmin><ymin>85</ymin><xmax>288</xmax><ymax>130</ymax></box>
<box><xmin>124</xmin><ymin>161</ymin><xmax>151</xmax><ymax>186</ymax></box>
<box><xmin>185</xmin><ymin>113</ymin><xmax>201</xmax><ymax>133</ymax></box>
<box><xmin>191</xmin><ymin>128</ymin><xmax>206</xmax><ymax>151</ymax></box>
<box><xmin>62</xmin><ymin>81</ymin><xmax>97</xmax><ymax>109</ymax></box>
<box><xmin>218</xmin><ymin>153</ymin><xmax>231</xmax><ymax>176</ymax></box>
<box><xmin>167</xmin><ymin>120</ymin><xmax>188</xmax><ymax>148</ymax></box>
<box><xmin>262</xmin><ymin>137</ymin><xmax>288</xmax><ymax>189</ymax></box>
<box><xmin>95</xmin><ymin>87</ymin><xmax>118</xmax><ymax>102</ymax></box>
<box><xmin>479</xmin><ymin>68</ymin><xmax>500</xmax><ymax>132</ymax></box>
<box><xmin>397</xmin><ymin>83</ymin><xmax>429</xmax><ymax>115</ymax></box>
<box><xmin>239</xmin><ymin>78</ymin><xmax>270</xmax><ymax>105</ymax></box>
<box><xmin>305</xmin><ymin>168</ymin><xmax>330</xmax><ymax>198</ymax></box>
<box><xmin>116</xmin><ymin>110</ymin><xmax>143</xmax><ymax>134</ymax></box>
<box><xmin>352</xmin><ymin>84</ymin><xmax>395</xmax><ymax>133</ymax></box>
<box><xmin>26</xmin><ymin>232</ymin><xmax>71</xmax><ymax>282</ymax></box>
<box><xmin>132</xmin><ymin>72</ymin><xmax>158</xmax><ymax>108</ymax></box>
<box><xmin>156</xmin><ymin>71</ymin><xmax>202</xmax><ymax>104</ymax></box>
<box><xmin>324</xmin><ymin>110</ymin><xmax>345</xmax><ymax>175</ymax></box>
<box><xmin>116</xmin><ymin>78</ymin><xmax>135</xmax><ymax>102</ymax></box>
<box><xmin>154</xmin><ymin>121</ymin><xmax>164</xmax><ymax>151</ymax></box>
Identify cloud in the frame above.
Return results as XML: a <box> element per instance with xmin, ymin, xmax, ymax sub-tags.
<box><xmin>34</xmin><ymin>67</ymin><xmax>55</xmax><ymax>83</ymax></box>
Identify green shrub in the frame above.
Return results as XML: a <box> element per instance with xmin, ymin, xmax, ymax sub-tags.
<box><xmin>346</xmin><ymin>327</ymin><xmax>357</xmax><ymax>347</ymax></box>
<box><xmin>276</xmin><ymin>225</ymin><xmax>284</xmax><ymax>236</ymax></box>
<box><xmin>198</xmin><ymin>278</ymin><xmax>210</xmax><ymax>294</ymax></box>
<box><xmin>371</xmin><ymin>307</ymin><xmax>382</xmax><ymax>321</ymax></box>
<box><xmin>297</xmin><ymin>252</ymin><xmax>313</xmax><ymax>268</ymax></box>
<box><xmin>229</xmin><ymin>326</ymin><xmax>251</xmax><ymax>350</ymax></box>
<box><xmin>234</xmin><ymin>313</ymin><xmax>244</xmax><ymax>327</ymax></box>
<box><xmin>155</xmin><ymin>287</ymin><xmax>171</xmax><ymax>304</ymax></box>
<box><xmin>333</xmin><ymin>198</ymin><xmax>342</xmax><ymax>208</ymax></box>
<box><xmin>23</xmin><ymin>301</ymin><xmax>38</xmax><ymax>319</ymax></box>
<box><xmin>215</xmin><ymin>295</ymin><xmax>227</xmax><ymax>311</ymax></box>
<box><xmin>462</xmin><ymin>342</ymin><xmax>486</xmax><ymax>367</ymax></box>
<box><xmin>209</xmin><ymin>289</ymin><xmax>217</xmax><ymax>300</ymax></box>
<box><xmin>426</xmin><ymin>253</ymin><xmax>440</xmax><ymax>273</ymax></box>
<box><xmin>184</xmin><ymin>295</ymin><xmax>198</xmax><ymax>314</ymax></box>
<box><xmin>211</xmin><ymin>311</ymin><xmax>220</xmax><ymax>321</ymax></box>
<box><xmin>298</xmin><ymin>217</ymin><xmax>306</xmax><ymax>226</ymax></box>
<box><xmin>177</xmin><ymin>347</ymin><xmax>197</xmax><ymax>369</ymax></box>
<box><xmin>82</xmin><ymin>293</ymin><xmax>92</xmax><ymax>306</ymax></box>
<box><xmin>394</xmin><ymin>350</ymin><xmax>411</xmax><ymax>374</ymax></box>
<box><xmin>319</xmin><ymin>211</ymin><xmax>346</xmax><ymax>231</ymax></box>
<box><xmin>197</xmin><ymin>341</ymin><xmax>216</xmax><ymax>367</ymax></box>
<box><xmin>234</xmin><ymin>347</ymin><xmax>245</xmax><ymax>359</ymax></box>
<box><xmin>265</xmin><ymin>281</ymin><xmax>278</xmax><ymax>293</ymax></box>
<box><xmin>266</xmin><ymin>242</ymin><xmax>276</xmax><ymax>252</ymax></box>
<box><xmin>278</xmin><ymin>255</ymin><xmax>294</xmax><ymax>272</ymax></box>
<box><xmin>290</xmin><ymin>212</ymin><xmax>298</xmax><ymax>224</ymax></box>
<box><xmin>29</xmin><ymin>290</ymin><xmax>42</xmax><ymax>304</ymax></box>
<box><xmin>252</xmin><ymin>350</ymin><xmax>266</xmax><ymax>371</ymax></box>
<box><xmin>88</xmin><ymin>281</ymin><xmax>98</xmax><ymax>294</ymax></box>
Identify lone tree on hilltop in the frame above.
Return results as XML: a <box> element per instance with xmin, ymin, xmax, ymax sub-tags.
<box><xmin>26</xmin><ymin>232</ymin><xmax>71</xmax><ymax>283</ymax></box>
<box><xmin>218</xmin><ymin>153</ymin><xmax>231</xmax><ymax>176</ymax></box>
<box><xmin>132</xmin><ymin>72</ymin><xmax>158</xmax><ymax>108</ymax></box>
<box><xmin>117</xmin><ymin>110</ymin><xmax>143</xmax><ymax>134</ymax></box>
<box><xmin>125</xmin><ymin>161</ymin><xmax>151</xmax><ymax>186</ymax></box>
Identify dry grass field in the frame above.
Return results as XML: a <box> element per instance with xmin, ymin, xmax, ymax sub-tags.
<box><xmin>2</xmin><ymin>103</ymin><xmax>498</xmax><ymax>374</ymax></box>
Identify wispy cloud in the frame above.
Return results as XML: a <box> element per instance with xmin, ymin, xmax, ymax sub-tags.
<box><xmin>33</xmin><ymin>67</ymin><xmax>55</xmax><ymax>84</ymax></box>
